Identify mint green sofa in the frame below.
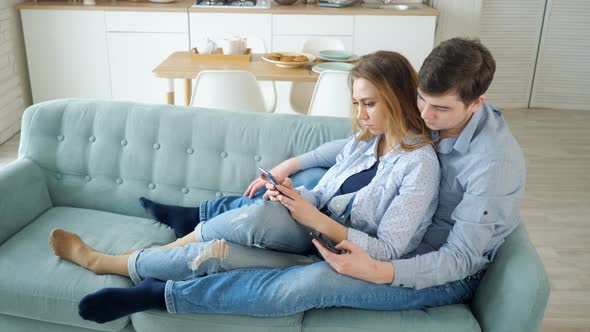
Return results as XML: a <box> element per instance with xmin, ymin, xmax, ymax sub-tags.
<box><xmin>0</xmin><ymin>99</ymin><xmax>549</xmax><ymax>332</ymax></box>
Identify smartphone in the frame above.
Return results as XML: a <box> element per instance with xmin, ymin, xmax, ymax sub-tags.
<box><xmin>257</xmin><ymin>167</ymin><xmax>280</xmax><ymax>186</ymax></box>
<box><xmin>309</xmin><ymin>232</ymin><xmax>340</xmax><ymax>254</ymax></box>
<box><xmin>258</xmin><ymin>167</ymin><xmax>291</xmax><ymax>198</ymax></box>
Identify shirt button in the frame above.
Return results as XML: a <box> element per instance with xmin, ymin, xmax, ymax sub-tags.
<box><xmin>215</xmin><ymin>192</ymin><xmax>223</xmax><ymax>198</ymax></box>
<box><xmin>153</xmin><ymin>143</ymin><xmax>160</xmax><ymax>150</ymax></box>
<box><xmin>254</xmin><ymin>155</ymin><xmax>262</xmax><ymax>162</ymax></box>
<box><xmin>187</xmin><ymin>148</ymin><xmax>194</xmax><ymax>155</ymax></box>
<box><xmin>121</xmin><ymin>139</ymin><xmax>128</xmax><ymax>146</ymax></box>
<box><xmin>149</xmin><ymin>183</ymin><xmax>156</xmax><ymax>190</ymax></box>
<box><xmin>88</xmin><ymin>136</ymin><xmax>96</xmax><ymax>143</ymax></box>
<box><xmin>116</xmin><ymin>178</ymin><xmax>123</xmax><ymax>185</ymax></box>
<box><xmin>85</xmin><ymin>176</ymin><xmax>92</xmax><ymax>182</ymax></box>
<box><xmin>57</xmin><ymin>135</ymin><xmax>64</xmax><ymax>141</ymax></box>
<box><xmin>220</xmin><ymin>152</ymin><xmax>228</xmax><ymax>159</ymax></box>
<box><xmin>182</xmin><ymin>188</ymin><xmax>189</xmax><ymax>194</ymax></box>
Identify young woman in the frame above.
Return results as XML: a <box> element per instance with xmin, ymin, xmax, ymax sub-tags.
<box><xmin>49</xmin><ymin>51</ymin><xmax>441</xmax><ymax>322</ymax></box>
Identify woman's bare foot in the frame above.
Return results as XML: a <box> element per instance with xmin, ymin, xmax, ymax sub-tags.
<box><xmin>49</xmin><ymin>229</ymin><xmax>103</xmax><ymax>273</ymax></box>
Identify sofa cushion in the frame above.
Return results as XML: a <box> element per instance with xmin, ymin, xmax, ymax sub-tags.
<box><xmin>0</xmin><ymin>207</ymin><xmax>175</xmax><ymax>332</ymax></box>
<box><xmin>302</xmin><ymin>305</ymin><xmax>480</xmax><ymax>332</ymax></box>
<box><xmin>131</xmin><ymin>310</ymin><xmax>303</xmax><ymax>332</ymax></box>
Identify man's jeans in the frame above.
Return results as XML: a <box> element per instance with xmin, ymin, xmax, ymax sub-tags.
<box><xmin>163</xmin><ymin>262</ymin><xmax>483</xmax><ymax>317</ymax></box>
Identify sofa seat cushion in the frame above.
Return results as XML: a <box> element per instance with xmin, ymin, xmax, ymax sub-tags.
<box><xmin>131</xmin><ymin>309</ymin><xmax>303</xmax><ymax>332</ymax></box>
<box><xmin>0</xmin><ymin>207</ymin><xmax>175</xmax><ymax>332</ymax></box>
<box><xmin>302</xmin><ymin>305</ymin><xmax>481</xmax><ymax>332</ymax></box>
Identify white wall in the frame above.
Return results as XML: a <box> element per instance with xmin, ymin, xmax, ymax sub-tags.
<box><xmin>0</xmin><ymin>0</ymin><xmax>31</xmax><ymax>145</ymax></box>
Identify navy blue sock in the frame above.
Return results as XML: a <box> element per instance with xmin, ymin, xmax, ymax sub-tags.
<box><xmin>79</xmin><ymin>278</ymin><xmax>167</xmax><ymax>324</ymax></box>
<box><xmin>139</xmin><ymin>197</ymin><xmax>200</xmax><ymax>238</ymax></box>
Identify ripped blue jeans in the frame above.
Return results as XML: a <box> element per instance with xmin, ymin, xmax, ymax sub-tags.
<box><xmin>129</xmin><ymin>196</ymin><xmax>325</xmax><ymax>284</ymax></box>
<box><xmin>128</xmin><ymin>167</ymin><xmax>330</xmax><ymax>284</ymax></box>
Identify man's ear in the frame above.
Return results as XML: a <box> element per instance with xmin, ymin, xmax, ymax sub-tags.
<box><xmin>467</xmin><ymin>96</ymin><xmax>485</xmax><ymax>114</ymax></box>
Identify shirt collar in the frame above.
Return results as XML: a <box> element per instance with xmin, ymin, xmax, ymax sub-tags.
<box><xmin>436</xmin><ymin>104</ymin><xmax>485</xmax><ymax>155</ymax></box>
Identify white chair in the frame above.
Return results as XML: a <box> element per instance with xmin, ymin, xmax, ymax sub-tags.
<box><xmin>245</xmin><ymin>36</ymin><xmax>277</xmax><ymax>113</ymax></box>
<box><xmin>190</xmin><ymin>70</ymin><xmax>266</xmax><ymax>113</ymax></box>
<box><xmin>290</xmin><ymin>38</ymin><xmax>347</xmax><ymax>114</ymax></box>
<box><xmin>308</xmin><ymin>71</ymin><xmax>353</xmax><ymax>118</ymax></box>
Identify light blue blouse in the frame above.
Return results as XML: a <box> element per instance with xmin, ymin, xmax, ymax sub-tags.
<box><xmin>298</xmin><ymin>134</ymin><xmax>440</xmax><ymax>262</ymax></box>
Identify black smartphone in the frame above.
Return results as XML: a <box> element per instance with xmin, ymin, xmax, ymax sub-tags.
<box><xmin>309</xmin><ymin>232</ymin><xmax>340</xmax><ymax>254</ymax></box>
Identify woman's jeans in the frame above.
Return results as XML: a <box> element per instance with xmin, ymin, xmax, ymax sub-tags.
<box><xmin>199</xmin><ymin>167</ymin><xmax>328</xmax><ymax>223</ymax></box>
<box><xmin>163</xmin><ymin>262</ymin><xmax>484</xmax><ymax>317</ymax></box>
<box><xmin>128</xmin><ymin>168</ymin><xmax>329</xmax><ymax>285</ymax></box>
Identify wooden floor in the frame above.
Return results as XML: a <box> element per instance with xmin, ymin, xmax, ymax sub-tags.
<box><xmin>1</xmin><ymin>108</ymin><xmax>589</xmax><ymax>331</ymax></box>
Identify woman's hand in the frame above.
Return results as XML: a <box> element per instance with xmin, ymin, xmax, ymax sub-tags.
<box><xmin>275</xmin><ymin>179</ymin><xmax>323</xmax><ymax>229</ymax></box>
<box><xmin>243</xmin><ymin>160</ymin><xmax>298</xmax><ymax>199</ymax></box>
<box><xmin>313</xmin><ymin>239</ymin><xmax>395</xmax><ymax>284</ymax></box>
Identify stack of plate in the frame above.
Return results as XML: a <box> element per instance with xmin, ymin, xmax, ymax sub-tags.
<box><xmin>312</xmin><ymin>50</ymin><xmax>359</xmax><ymax>73</ymax></box>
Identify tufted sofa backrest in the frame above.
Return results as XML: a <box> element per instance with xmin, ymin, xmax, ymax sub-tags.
<box><xmin>19</xmin><ymin>99</ymin><xmax>352</xmax><ymax>218</ymax></box>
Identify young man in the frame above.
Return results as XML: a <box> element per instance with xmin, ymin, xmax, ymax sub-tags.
<box><xmin>77</xmin><ymin>38</ymin><xmax>526</xmax><ymax>322</ymax></box>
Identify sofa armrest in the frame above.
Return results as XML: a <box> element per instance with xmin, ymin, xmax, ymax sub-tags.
<box><xmin>471</xmin><ymin>224</ymin><xmax>550</xmax><ymax>332</ymax></box>
<box><xmin>0</xmin><ymin>159</ymin><xmax>52</xmax><ymax>245</ymax></box>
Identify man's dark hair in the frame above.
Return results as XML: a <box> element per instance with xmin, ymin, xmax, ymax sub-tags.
<box><xmin>418</xmin><ymin>38</ymin><xmax>496</xmax><ymax>106</ymax></box>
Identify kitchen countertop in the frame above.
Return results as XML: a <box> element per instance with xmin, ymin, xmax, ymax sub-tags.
<box><xmin>16</xmin><ymin>0</ymin><xmax>196</xmax><ymax>12</ymax></box>
<box><xmin>17</xmin><ymin>0</ymin><xmax>438</xmax><ymax>15</ymax></box>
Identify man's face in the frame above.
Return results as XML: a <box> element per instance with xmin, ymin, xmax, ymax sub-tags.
<box><xmin>417</xmin><ymin>89</ymin><xmax>483</xmax><ymax>138</ymax></box>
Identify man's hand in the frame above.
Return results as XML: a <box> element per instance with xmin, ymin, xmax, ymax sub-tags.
<box><xmin>313</xmin><ymin>239</ymin><xmax>395</xmax><ymax>284</ymax></box>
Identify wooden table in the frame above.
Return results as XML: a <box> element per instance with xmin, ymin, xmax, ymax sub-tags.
<box><xmin>152</xmin><ymin>52</ymin><xmax>321</xmax><ymax>106</ymax></box>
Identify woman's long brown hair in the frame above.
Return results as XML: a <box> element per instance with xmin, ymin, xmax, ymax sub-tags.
<box><xmin>350</xmin><ymin>51</ymin><xmax>433</xmax><ymax>152</ymax></box>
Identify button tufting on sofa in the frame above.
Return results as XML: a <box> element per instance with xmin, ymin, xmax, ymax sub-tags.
<box><xmin>120</xmin><ymin>139</ymin><xmax>128</xmax><ymax>146</ymax></box>
<box><xmin>57</xmin><ymin>135</ymin><xmax>64</xmax><ymax>141</ymax></box>
<box><xmin>220</xmin><ymin>152</ymin><xmax>228</xmax><ymax>158</ymax></box>
<box><xmin>85</xmin><ymin>176</ymin><xmax>92</xmax><ymax>182</ymax></box>
<box><xmin>187</xmin><ymin>148</ymin><xmax>194</xmax><ymax>155</ymax></box>
<box><xmin>215</xmin><ymin>192</ymin><xmax>223</xmax><ymax>197</ymax></box>
<box><xmin>116</xmin><ymin>178</ymin><xmax>123</xmax><ymax>185</ymax></box>
<box><xmin>182</xmin><ymin>188</ymin><xmax>189</xmax><ymax>194</ymax></box>
<box><xmin>55</xmin><ymin>173</ymin><xmax>62</xmax><ymax>180</ymax></box>
<box><xmin>254</xmin><ymin>155</ymin><xmax>262</xmax><ymax>161</ymax></box>
<box><xmin>88</xmin><ymin>136</ymin><xmax>95</xmax><ymax>143</ymax></box>
<box><xmin>149</xmin><ymin>183</ymin><xmax>156</xmax><ymax>190</ymax></box>
<box><xmin>153</xmin><ymin>143</ymin><xmax>160</xmax><ymax>150</ymax></box>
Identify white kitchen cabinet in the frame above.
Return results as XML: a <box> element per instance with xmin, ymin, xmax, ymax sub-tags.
<box><xmin>106</xmin><ymin>11</ymin><xmax>189</xmax><ymax>105</ymax></box>
<box><xmin>20</xmin><ymin>10</ymin><xmax>111</xmax><ymax>103</ymax></box>
<box><xmin>272</xmin><ymin>35</ymin><xmax>353</xmax><ymax>53</ymax></box>
<box><xmin>189</xmin><ymin>13</ymin><xmax>272</xmax><ymax>52</ymax></box>
<box><xmin>354</xmin><ymin>15</ymin><xmax>436</xmax><ymax>70</ymax></box>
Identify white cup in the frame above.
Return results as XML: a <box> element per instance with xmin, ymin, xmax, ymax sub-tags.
<box><xmin>196</xmin><ymin>38</ymin><xmax>216</xmax><ymax>55</ymax></box>
<box><xmin>222</xmin><ymin>37</ymin><xmax>245</xmax><ymax>55</ymax></box>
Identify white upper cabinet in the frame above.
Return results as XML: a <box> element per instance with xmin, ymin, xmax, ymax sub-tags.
<box><xmin>20</xmin><ymin>10</ymin><xmax>111</xmax><ymax>103</ymax></box>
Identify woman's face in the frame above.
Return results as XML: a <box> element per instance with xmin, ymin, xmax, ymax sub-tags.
<box><xmin>352</xmin><ymin>77</ymin><xmax>388</xmax><ymax>136</ymax></box>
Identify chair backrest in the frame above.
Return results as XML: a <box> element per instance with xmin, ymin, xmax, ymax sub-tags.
<box><xmin>190</xmin><ymin>70</ymin><xmax>266</xmax><ymax>113</ymax></box>
<box><xmin>308</xmin><ymin>71</ymin><xmax>353</xmax><ymax>118</ymax></box>
<box><xmin>290</xmin><ymin>37</ymin><xmax>347</xmax><ymax>114</ymax></box>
